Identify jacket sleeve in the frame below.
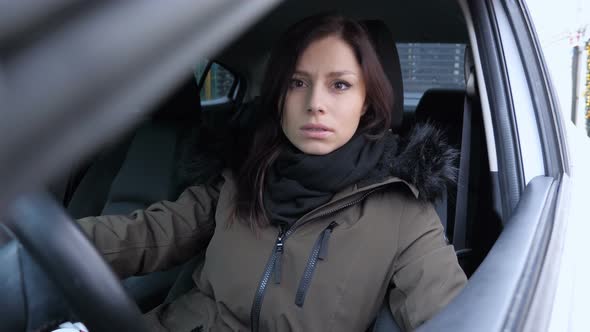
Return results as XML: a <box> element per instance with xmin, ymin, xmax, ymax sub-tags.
<box><xmin>388</xmin><ymin>199</ymin><xmax>467</xmax><ymax>331</ymax></box>
<box><xmin>76</xmin><ymin>178</ymin><xmax>223</xmax><ymax>278</ymax></box>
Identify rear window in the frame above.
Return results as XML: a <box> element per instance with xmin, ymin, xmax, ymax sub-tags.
<box><xmin>397</xmin><ymin>43</ymin><xmax>466</xmax><ymax>111</ymax></box>
<box><xmin>195</xmin><ymin>61</ymin><xmax>237</xmax><ymax>104</ymax></box>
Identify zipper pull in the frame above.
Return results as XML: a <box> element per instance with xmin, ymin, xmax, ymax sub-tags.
<box><xmin>273</xmin><ymin>226</ymin><xmax>285</xmax><ymax>284</ymax></box>
<box><xmin>295</xmin><ymin>221</ymin><xmax>339</xmax><ymax>307</ymax></box>
<box><xmin>318</xmin><ymin>221</ymin><xmax>337</xmax><ymax>260</ymax></box>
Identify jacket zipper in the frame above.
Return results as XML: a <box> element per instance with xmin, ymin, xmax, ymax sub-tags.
<box><xmin>295</xmin><ymin>221</ymin><xmax>338</xmax><ymax>307</ymax></box>
<box><xmin>273</xmin><ymin>225</ymin><xmax>285</xmax><ymax>284</ymax></box>
<box><xmin>250</xmin><ymin>226</ymin><xmax>285</xmax><ymax>332</ymax></box>
<box><xmin>250</xmin><ymin>188</ymin><xmax>380</xmax><ymax>332</ymax></box>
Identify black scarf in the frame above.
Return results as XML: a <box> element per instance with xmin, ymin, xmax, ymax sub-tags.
<box><xmin>264</xmin><ymin>134</ymin><xmax>385</xmax><ymax>227</ymax></box>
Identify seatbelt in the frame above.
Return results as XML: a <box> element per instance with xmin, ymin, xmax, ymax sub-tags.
<box><xmin>435</xmin><ymin>191</ymin><xmax>448</xmax><ymax>237</ymax></box>
<box><xmin>452</xmin><ymin>75</ymin><xmax>474</xmax><ymax>254</ymax></box>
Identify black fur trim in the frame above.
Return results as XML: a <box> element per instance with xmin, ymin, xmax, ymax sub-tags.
<box><xmin>384</xmin><ymin>123</ymin><xmax>458</xmax><ymax>202</ymax></box>
<box><xmin>177</xmin><ymin>126</ymin><xmax>228</xmax><ymax>188</ymax></box>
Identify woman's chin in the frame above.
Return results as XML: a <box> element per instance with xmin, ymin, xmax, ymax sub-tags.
<box><xmin>294</xmin><ymin>141</ymin><xmax>340</xmax><ymax>155</ymax></box>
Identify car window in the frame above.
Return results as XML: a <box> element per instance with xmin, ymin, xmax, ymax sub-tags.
<box><xmin>195</xmin><ymin>61</ymin><xmax>237</xmax><ymax>104</ymax></box>
<box><xmin>526</xmin><ymin>2</ymin><xmax>589</xmax><ymax>137</ymax></box>
<box><xmin>397</xmin><ymin>43</ymin><xmax>466</xmax><ymax>111</ymax></box>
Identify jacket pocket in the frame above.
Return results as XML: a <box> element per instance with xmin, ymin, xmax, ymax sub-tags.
<box><xmin>295</xmin><ymin>221</ymin><xmax>338</xmax><ymax>307</ymax></box>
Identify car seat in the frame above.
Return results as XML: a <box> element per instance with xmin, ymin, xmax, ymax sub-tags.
<box><xmin>64</xmin><ymin>74</ymin><xmax>209</xmax><ymax>311</ymax></box>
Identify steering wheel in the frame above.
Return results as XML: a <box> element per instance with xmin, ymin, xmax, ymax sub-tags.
<box><xmin>4</xmin><ymin>192</ymin><xmax>148</xmax><ymax>331</ymax></box>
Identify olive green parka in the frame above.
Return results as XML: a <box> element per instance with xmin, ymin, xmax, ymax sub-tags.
<box><xmin>78</xmin><ymin>125</ymin><xmax>467</xmax><ymax>331</ymax></box>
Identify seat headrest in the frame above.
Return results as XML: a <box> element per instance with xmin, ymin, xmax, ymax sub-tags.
<box><xmin>361</xmin><ymin>20</ymin><xmax>404</xmax><ymax>131</ymax></box>
<box><xmin>152</xmin><ymin>75</ymin><xmax>202</xmax><ymax>122</ymax></box>
<box><xmin>415</xmin><ymin>89</ymin><xmax>465</xmax><ymax>145</ymax></box>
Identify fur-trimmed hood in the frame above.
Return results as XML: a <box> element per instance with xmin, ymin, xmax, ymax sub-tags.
<box><xmin>362</xmin><ymin>123</ymin><xmax>458</xmax><ymax>203</ymax></box>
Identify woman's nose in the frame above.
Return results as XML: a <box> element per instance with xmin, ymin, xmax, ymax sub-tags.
<box><xmin>307</xmin><ymin>86</ymin><xmax>326</xmax><ymax>114</ymax></box>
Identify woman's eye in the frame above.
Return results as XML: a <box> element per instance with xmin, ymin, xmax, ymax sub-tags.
<box><xmin>289</xmin><ymin>78</ymin><xmax>305</xmax><ymax>88</ymax></box>
<box><xmin>333</xmin><ymin>81</ymin><xmax>351</xmax><ymax>90</ymax></box>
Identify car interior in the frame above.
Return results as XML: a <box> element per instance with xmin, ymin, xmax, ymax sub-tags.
<box><xmin>1</xmin><ymin>0</ymin><xmax>514</xmax><ymax>330</ymax></box>
<box><xmin>61</xmin><ymin>0</ymin><xmax>501</xmax><ymax>319</ymax></box>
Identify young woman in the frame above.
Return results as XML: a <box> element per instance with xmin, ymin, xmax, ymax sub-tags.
<box><xmin>76</xmin><ymin>14</ymin><xmax>466</xmax><ymax>332</ymax></box>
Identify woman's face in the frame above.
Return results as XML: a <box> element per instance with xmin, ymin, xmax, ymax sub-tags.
<box><xmin>281</xmin><ymin>35</ymin><xmax>367</xmax><ymax>155</ymax></box>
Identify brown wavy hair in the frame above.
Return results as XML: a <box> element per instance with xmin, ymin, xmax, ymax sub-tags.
<box><xmin>232</xmin><ymin>14</ymin><xmax>394</xmax><ymax>229</ymax></box>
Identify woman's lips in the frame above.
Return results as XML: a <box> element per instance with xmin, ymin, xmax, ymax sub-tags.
<box><xmin>300</xmin><ymin>124</ymin><xmax>333</xmax><ymax>139</ymax></box>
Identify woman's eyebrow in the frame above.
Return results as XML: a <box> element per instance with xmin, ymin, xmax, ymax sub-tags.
<box><xmin>326</xmin><ymin>70</ymin><xmax>357</xmax><ymax>78</ymax></box>
<box><xmin>293</xmin><ymin>70</ymin><xmax>358</xmax><ymax>77</ymax></box>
